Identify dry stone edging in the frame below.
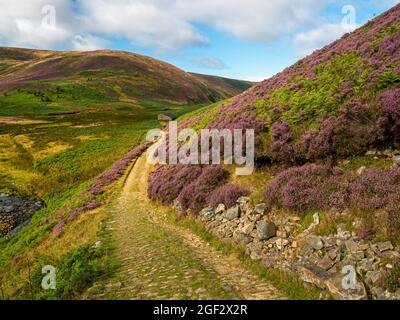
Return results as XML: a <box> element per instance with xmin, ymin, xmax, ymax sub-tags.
<box><xmin>194</xmin><ymin>196</ymin><xmax>400</xmax><ymax>300</ymax></box>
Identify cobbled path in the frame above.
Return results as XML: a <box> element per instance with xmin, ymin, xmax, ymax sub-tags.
<box><xmin>95</xmin><ymin>154</ymin><xmax>286</xmax><ymax>300</ymax></box>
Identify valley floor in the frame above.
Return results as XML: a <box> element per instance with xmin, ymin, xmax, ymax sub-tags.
<box><xmin>90</xmin><ymin>154</ymin><xmax>285</xmax><ymax>300</ymax></box>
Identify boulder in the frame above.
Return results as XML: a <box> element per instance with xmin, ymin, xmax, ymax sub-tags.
<box><xmin>200</xmin><ymin>208</ymin><xmax>216</xmax><ymax>221</ymax></box>
<box><xmin>254</xmin><ymin>203</ymin><xmax>267</xmax><ymax>215</ymax></box>
<box><xmin>226</xmin><ymin>205</ymin><xmax>241</xmax><ymax>220</ymax></box>
<box><xmin>366</xmin><ymin>150</ymin><xmax>377</xmax><ymax>156</ymax></box>
<box><xmin>357</xmin><ymin>258</ymin><xmax>375</xmax><ymax>274</ymax></box>
<box><xmin>237</xmin><ymin>197</ymin><xmax>251</xmax><ymax>213</ymax></box>
<box><xmin>234</xmin><ymin>232</ymin><xmax>253</xmax><ymax>245</ymax></box>
<box><xmin>307</xmin><ymin>236</ymin><xmax>324</xmax><ymax>250</ymax></box>
<box><xmin>318</xmin><ymin>255</ymin><xmax>336</xmax><ymax>271</ymax></box>
<box><xmin>298</xmin><ymin>263</ymin><xmax>367</xmax><ymax>300</ymax></box>
<box><xmin>241</xmin><ymin>222</ymin><xmax>255</xmax><ymax>235</ymax></box>
<box><xmin>92</xmin><ymin>241</ymin><xmax>102</xmax><ymax>249</ymax></box>
<box><xmin>256</xmin><ymin>221</ymin><xmax>277</xmax><ymax>241</ymax></box>
<box><xmin>326</xmin><ymin>273</ymin><xmax>368</xmax><ymax>300</ymax></box>
<box><xmin>277</xmin><ymin>230</ymin><xmax>288</xmax><ymax>238</ymax></box>
<box><xmin>345</xmin><ymin>240</ymin><xmax>359</xmax><ymax>253</ymax></box>
<box><xmin>365</xmin><ymin>270</ymin><xmax>384</xmax><ymax>286</ymax></box>
<box><xmin>290</xmin><ymin>216</ymin><xmax>301</xmax><ymax>223</ymax></box>
<box><xmin>215</xmin><ymin>203</ymin><xmax>226</xmax><ymax>215</ymax></box>
<box><xmin>298</xmin><ymin>263</ymin><xmax>332</xmax><ymax>289</ymax></box>
<box><xmin>237</xmin><ymin>197</ymin><xmax>250</xmax><ymax>205</ymax></box>
<box><xmin>381</xmin><ymin>250</ymin><xmax>400</xmax><ymax>259</ymax></box>
<box><xmin>376</xmin><ymin>241</ymin><xmax>394</xmax><ymax>253</ymax></box>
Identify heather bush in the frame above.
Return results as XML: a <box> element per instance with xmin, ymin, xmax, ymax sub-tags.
<box><xmin>306</xmin><ymin>117</ymin><xmax>336</xmax><ymax>160</ymax></box>
<box><xmin>148</xmin><ymin>164</ymin><xmax>231</xmax><ymax>212</ymax></box>
<box><xmin>349</xmin><ymin>167</ymin><xmax>400</xmax><ymax>210</ymax></box>
<box><xmin>375</xmin><ymin>88</ymin><xmax>400</xmax><ymax>145</ymax></box>
<box><xmin>207</xmin><ymin>184</ymin><xmax>249</xmax><ymax>208</ymax></box>
<box><xmin>178</xmin><ymin>165</ymin><xmax>230</xmax><ymax>212</ymax></box>
<box><xmin>264</xmin><ymin>164</ymin><xmax>348</xmax><ymax>213</ymax></box>
<box><xmin>294</xmin><ymin>99</ymin><xmax>377</xmax><ymax>162</ymax></box>
<box><xmin>147</xmin><ymin>165</ymin><xmax>202</xmax><ymax>204</ymax></box>
<box><xmin>265</xmin><ymin>164</ymin><xmax>400</xmax><ymax>238</ymax></box>
<box><xmin>271</xmin><ymin>122</ymin><xmax>295</xmax><ymax>163</ymax></box>
<box><xmin>87</xmin><ymin>143</ymin><xmax>150</xmax><ymax>196</ymax></box>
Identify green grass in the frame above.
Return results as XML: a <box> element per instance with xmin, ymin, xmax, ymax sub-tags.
<box><xmin>0</xmin><ymin>88</ymin><xmax>212</xmax><ymax>299</ymax></box>
<box><xmin>178</xmin><ymin>99</ymin><xmax>229</xmax><ymax>132</ymax></box>
<box><xmin>339</xmin><ymin>155</ymin><xmax>393</xmax><ymax>171</ymax></box>
<box><xmin>0</xmin><ymin>63</ymin><xmax>11</xmax><ymax>75</ymax></box>
<box><xmin>254</xmin><ymin>51</ymin><xmax>371</xmax><ymax>130</ymax></box>
<box><xmin>0</xmin><ymin>91</ymin><xmax>55</xmax><ymax>116</ymax></box>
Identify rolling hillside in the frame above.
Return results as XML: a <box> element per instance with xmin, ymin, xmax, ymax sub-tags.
<box><xmin>0</xmin><ymin>47</ymin><xmax>252</xmax><ymax>108</ymax></box>
<box><xmin>183</xmin><ymin>3</ymin><xmax>400</xmax><ymax>163</ymax></box>
<box><xmin>0</xmin><ymin>48</ymin><xmax>252</xmax><ymax>197</ymax></box>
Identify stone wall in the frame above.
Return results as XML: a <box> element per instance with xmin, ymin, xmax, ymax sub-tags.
<box><xmin>192</xmin><ymin>197</ymin><xmax>400</xmax><ymax>300</ymax></box>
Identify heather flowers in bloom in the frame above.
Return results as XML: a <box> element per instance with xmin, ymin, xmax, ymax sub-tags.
<box><xmin>207</xmin><ymin>184</ymin><xmax>249</xmax><ymax>208</ymax></box>
<box><xmin>264</xmin><ymin>165</ymin><xmax>400</xmax><ymax>237</ymax></box>
<box><xmin>148</xmin><ymin>164</ymin><xmax>230</xmax><ymax>212</ymax></box>
<box><xmin>146</xmin><ymin>121</ymin><xmax>255</xmax><ymax>176</ymax></box>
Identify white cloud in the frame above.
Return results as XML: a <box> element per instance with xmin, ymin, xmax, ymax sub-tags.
<box><xmin>294</xmin><ymin>22</ymin><xmax>357</xmax><ymax>56</ymax></box>
<box><xmin>71</xmin><ymin>34</ymin><xmax>108</xmax><ymax>51</ymax></box>
<box><xmin>76</xmin><ymin>0</ymin><xmax>208</xmax><ymax>51</ymax></box>
<box><xmin>192</xmin><ymin>57</ymin><xmax>227</xmax><ymax>70</ymax></box>
<box><xmin>0</xmin><ymin>0</ymin><xmax>73</xmax><ymax>48</ymax></box>
<box><xmin>0</xmin><ymin>0</ymin><xmax>328</xmax><ymax>50</ymax></box>
<box><xmin>173</xmin><ymin>0</ymin><xmax>324</xmax><ymax>43</ymax></box>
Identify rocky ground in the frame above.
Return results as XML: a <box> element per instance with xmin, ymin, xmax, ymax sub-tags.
<box><xmin>0</xmin><ymin>193</ymin><xmax>44</xmax><ymax>236</ymax></box>
<box><xmin>89</xmin><ymin>154</ymin><xmax>285</xmax><ymax>300</ymax></box>
<box><xmin>196</xmin><ymin>196</ymin><xmax>400</xmax><ymax>300</ymax></box>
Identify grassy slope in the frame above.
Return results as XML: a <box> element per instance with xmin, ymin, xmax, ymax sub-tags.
<box><xmin>0</xmin><ymin>47</ymin><xmax>252</xmax><ymax>105</ymax></box>
<box><xmin>188</xmin><ymin>4</ymin><xmax>399</xmax><ymax>146</ymax></box>
<box><xmin>190</xmin><ymin>73</ymin><xmax>255</xmax><ymax>98</ymax></box>
<box><xmin>0</xmin><ymin>49</ymin><xmax>253</xmax><ymax>299</ymax></box>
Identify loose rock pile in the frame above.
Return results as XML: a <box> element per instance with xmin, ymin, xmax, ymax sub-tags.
<box><xmin>195</xmin><ymin>197</ymin><xmax>400</xmax><ymax>300</ymax></box>
<box><xmin>0</xmin><ymin>193</ymin><xmax>45</xmax><ymax>236</ymax></box>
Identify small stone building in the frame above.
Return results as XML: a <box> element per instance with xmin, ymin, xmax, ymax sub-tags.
<box><xmin>158</xmin><ymin>112</ymin><xmax>178</xmax><ymax>122</ymax></box>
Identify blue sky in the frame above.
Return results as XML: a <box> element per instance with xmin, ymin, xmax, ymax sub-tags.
<box><xmin>0</xmin><ymin>0</ymin><xmax>398</xmax><ymax>81</ymax></box>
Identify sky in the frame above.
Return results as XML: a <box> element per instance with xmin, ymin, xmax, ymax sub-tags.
<box><xmin>0</xmin><ymin>0</ymin><xmax>399</xmax><ymax>81</ymax></box>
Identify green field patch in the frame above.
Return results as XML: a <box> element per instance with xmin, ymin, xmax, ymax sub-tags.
<box><xmin>116</xmin><ymin>105</ymin><xmax>134</xmax><ymax>111</ymax></box>
<box><xmin>339</xmin><ymin>155</ymin><xmax>393</xmax><ymax>171</ymax></box>
<box><xmin>254</xmin><ymin>51</ymin><xmax>372</xmax><ymax>128</ymax></box>
<box><xmin>121</xmin><ymin>86</ymin><xmax>145</xmax><ymax>97</ymax></box>
<box><xmin>0</xmin><ymin>63</ymin><xmax>12</xmax><ymax>75</ymax></box>
<box><xmin>36</xmin><ymin>122</ymin><xmax>72</xmax><ymax>129</ymax></box>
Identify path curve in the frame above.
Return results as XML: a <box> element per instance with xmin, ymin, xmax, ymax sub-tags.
<box><xmin>96</xmin><ymin>154</ymin><xmax>286</xmax><ymax>300</ymax></box>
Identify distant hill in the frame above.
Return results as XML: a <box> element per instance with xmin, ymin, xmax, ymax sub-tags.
<box><xmin>189</xmin><ymin>73</ymin><xmax>254</xmax><ymax>97</ymax></box>
<box><xmin>0</xmin><ymin>47</ymin><xmax>253</xmax><ymax>106</ymax></box>
<box><xmin>182</xmin><ymin>3</ymin><xmax>400</xmax><ymax>163</ymax></box>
